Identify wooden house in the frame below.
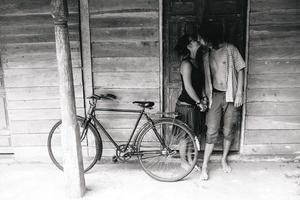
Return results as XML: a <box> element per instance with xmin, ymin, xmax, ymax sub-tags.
<box><xmin>0</xmin><ymin>0</ymin><xmax>299</xmax><ymax>161</ymax></box>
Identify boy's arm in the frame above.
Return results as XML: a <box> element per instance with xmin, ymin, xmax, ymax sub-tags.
<box><xmin>234</xmin><ymin>69</ymin><xmax>244</xmax><ymax>107</ymax></box>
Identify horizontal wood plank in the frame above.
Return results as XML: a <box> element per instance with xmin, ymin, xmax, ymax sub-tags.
<box><xmin>0</xmin><ymin>24</ymin><xmax>79</xmax><ymax>36</ymax></box>
<box><xmin>90</xmin><ymin>12</ymin><xmax>158</xmax><ymax>28</ymax></box>
<box><xmin>94</xmin><ymin>88</ymin><xmax>159</xmax><ymax>102</ymax></box>
<box><xmin>2</xmin><ymin>52</ymin><xmax>81</xmax><ymax>69</ymax></box>
<box><xmin>4</xmin><ymin>56</ymin><xmax>81</xmax><ymax>69</ymax></box>
<box><xmin>89</xmin><ymin>0</ymin><xmax>158</xmax><ymax>13</ymax></box>
<box><xmin>93</xmin><ymin>57</ymin><xmax>159</xmax><ymax>72</ymax></box>
<box><xmin>0</xmin><ymin>13</ymin><xmax>79</xmax><ymax>26</ymax></box>
<box><xmin>4</xmin><ymin>68</ymin><xmax>82</xmax><ymax>88</ymax></box>
<box><xmin>245</xmin><ymin>130</ymin><xmax>300</xmax><ymax>144</ymax></box>
<box><xmin>250</xmin><ymin>0</ymin><xmax>299</xmax><ymax>12</ymax></box>
<box><xmin>95</xmin><ymin>102</ymin><xmax>159</xmax><ymax>113</ymax></box>
<box><xmin>247</xmin><ymin>88</ymin><xmax>300</xmax><ymax>102</ymax></box>
<box><xmin>242</xmin><ymin>144</ymin><xmax>300</xmax><ymax>155</ymax></box>
<box><xmin>246</xmin><ymin>116</ymin><xmax>300</xmax><ymax>130</ymax></box>
<box><xmin>249</xmin><ymin>24</ymin><xmax>300</xmax><ymax>46</ymax></box>
<box><xmin>249</xmin><ymin>29</ymin><xmax>300</xmax><ymax>47</ymax></box>
<box><xmin>249</xmin><ymin>47</ymin><xmax>300</xmax><ymax>60</ymax></box>
<box><xmin>91</xmin><ymin>27</ymin><xmax>158</xmax><ymax>42</ymax></box>
<box><xmin>92</xmin><ymin>41</ymin><xmax>159</xmax><ymax>57</ymax></box>
<box><xmin>10</xmin><ymin>120</ymin><xmax>61</xmax><ymax>134</ymax></box>
<box><xmin>8</xmin><ymin>108</ymin><xmax>84</xmax><ymax>121</ymax></box>
<box><xmin>14</xmin><ymin>130</ymin><xmax>138</xmax><ymax>146</ymax></box>
<box><xmin>247</xmin><ymin>102</ymin><xmax>300</xmax><ymax>116</ymax></box>
<box><xmin>94</xmin><ymin>72</ymin><xmax>159</xmax><ymax>88</ymax></box>
<box><xmin>0</xmin><ymin>136</ymin><xmax>10</xmax><ymax>146</ymax></box>
<box><xmin>7</xmin><ymin>99</ymin><xmax>84</xmax><ymax>110</ymax></box>
<box><xmin>5</xmin><ymin>86</ymin><xmax>83</xmax><ymax>100</ymax></box>
<box><xmin>2</xmin><ymin>32</ymin><xmax>79</xmax><ymax>44</ymax></box>
<box><xmin>249</xmin><ymin>60</ymin><xmax>300</xmax><ymax>74</ymax></box>
<box><xmin>12</xmin><ymin>146</ymin><xmax>116</xmax><ymax>161</ymax></box>
<box><xmin>250</xmin><ymin>9</ymin><xmax>300</xmax><ymax>25</ymax></box>
<box><xmin>2</xmin><ymin>42</ymin><xmax>80</xmax><ymax>56</ymax></box>
<box><xmin>95</xmin><ymin>114</ymin><xmax>147</xmax><ymax>129</ymax></box>
<box><xmin>248</xmin><ymin>74</ymin><xmax>300</xmax><ymax>89</ymax></box>
<box><xmin>0</xmin><ymin>0</ymin><xmax>78</xmax><ymax>15</ymax></box>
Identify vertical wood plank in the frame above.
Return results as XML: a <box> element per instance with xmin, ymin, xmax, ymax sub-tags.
<box><xmin>240</xmin><ymin>0</ymin><xmax>250</xmax><ymax>154</ymax></box>
<box><xmin>159</xmin><ymin>0</ymin><xmax>163</xmax><ymax>112</ymax></box>
<box><xmin>80</xmin><ymin>0</ymin><xmax>93</xmax><ymax>113</ymax></box>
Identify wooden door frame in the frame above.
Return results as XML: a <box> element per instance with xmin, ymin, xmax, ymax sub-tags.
<box><xmin>79</xmin><ymin>0</ymin><xmax>93</xmax><ymax>115</ymax></box>
<box><xmin>160</xmin><ymin>0</ymin><xmax>250</xmax><ymax>153</ymax></box>
<box><xmin>239</xmin><ymin>0</ymin><xmax>250</xmax><ymax>154</ymax></box>
<box><xmin>159</xmin><ymin>0</ymin><xmax>164</xmax><ymax>112</ymax></box>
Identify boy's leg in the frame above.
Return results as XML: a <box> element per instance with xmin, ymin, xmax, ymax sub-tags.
<box><xmin>222</xmin><ymin>103</ymin><xmax>239</xmax><ymax>173</ymax></box>
<box><xmin>200</xmin><ymin>93</ymin><xmax>222</xmax><ymax>180</ymax></box>
<box><xmin>222</xmin><ymin>139</ymin><xmax>232</xmax><ymax>173</ymax></box>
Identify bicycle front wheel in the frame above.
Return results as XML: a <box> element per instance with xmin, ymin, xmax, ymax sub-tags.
<box><xmin>47</xmin><ymin>116</ymin><xmax>102</xmax><ymax>173</ymax></box>
<box><xmin>137</xmin><ymin>118</ymin><xmax>198</xmax><ymax>182</ymax></box>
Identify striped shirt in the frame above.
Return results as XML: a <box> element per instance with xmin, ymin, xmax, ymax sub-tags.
<box><xmin>204</xmin><ymin>43</ymin><xmax>246</xmax><ymax>108</ymax></box>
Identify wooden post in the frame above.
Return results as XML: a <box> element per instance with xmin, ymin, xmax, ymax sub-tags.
<box><xmin>51</xmin><ymin>0</ymin><xmax>86</xmax><ymax>198</ymax></box>
<box><xmin>79</xmin><ymin>0</ymin><xmax>94</xmax><ymax>114</ymax></box>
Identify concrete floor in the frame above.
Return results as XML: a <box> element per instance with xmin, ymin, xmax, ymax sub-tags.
<box><xmin>0</xmin><ymin>159</ymin><xmax>300</xmax><ymax>200</ymax></box>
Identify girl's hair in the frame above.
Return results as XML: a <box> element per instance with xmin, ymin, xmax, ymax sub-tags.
<box><xmin>174</xmin><ymin>32</ymin><xmax>206</xmax><ymax>89</ymax></box>
<box><xmin>174</xmin><ymin>33</ymin><xmax>198</xmax><ymax>61</ymax></box>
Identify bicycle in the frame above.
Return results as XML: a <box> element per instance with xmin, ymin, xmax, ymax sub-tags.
<box><xmin>47</xmin><ymin>94</ymin><xmax>199</xmax><ymax>182</ymax></box>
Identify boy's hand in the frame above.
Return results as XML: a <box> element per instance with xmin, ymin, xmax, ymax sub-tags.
<box><xmin>234</xmin><ymin>94</ymin><xmax>243</xmax><ymax>107</ymax></box>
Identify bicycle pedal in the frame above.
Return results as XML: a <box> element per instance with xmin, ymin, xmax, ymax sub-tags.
<box><xmin>194</xmin><ymin>165</ymin><xmax>201</xmax><ymax>171</ymax></box>
<box><xmin>112</xmin><ymin>156</ymin><xmax>118</xmax><ymax>163</ymax></box>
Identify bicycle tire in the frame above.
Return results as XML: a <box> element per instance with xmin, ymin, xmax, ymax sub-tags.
<box><xmin>137</xmin><ymin>118</ymin><xmax>198</xmax><ymax>182</ymax></box>
<box><xmin>47</xmin><ymin>116</ymin><xmax>102</xmax><ymax>173</ymax></box>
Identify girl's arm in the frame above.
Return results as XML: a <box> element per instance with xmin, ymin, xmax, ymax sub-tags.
<box><xmin>180</xmin><ymin>61</ymin><xmax>201</xmax><ymax>103</ymax></box>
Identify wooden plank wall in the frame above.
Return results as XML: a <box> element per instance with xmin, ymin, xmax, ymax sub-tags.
<box><xmin>88</xmin><ymin>0</ymin><xmax>160</xmax><ymax>155</ymax></box>
<box><xmin>244</xmin><ymin>0</ymin><xmax>300</xmax><ymax>154</ymax></box>
<box><xmin>0</xmin><ymin>53</ymin><xmax>11</xmax><ymax>153</ymax></box>
<box><xmin>0</xmin><ymin>0</ymin><xmax>84</xmax><ymax>161</ymax></box>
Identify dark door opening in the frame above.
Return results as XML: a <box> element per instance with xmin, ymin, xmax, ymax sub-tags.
<box><xmin>163</xmin><ymin>0</ymin><xmax>247</xmax><ymax>150</ymax></box>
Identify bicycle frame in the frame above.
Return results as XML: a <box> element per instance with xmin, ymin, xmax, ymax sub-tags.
<box><xmin>85</xmin><ymin>106</ymin><xmax>167</xmax><ymax>153</ymax></box>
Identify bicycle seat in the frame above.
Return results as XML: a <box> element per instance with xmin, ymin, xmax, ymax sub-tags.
<box><xmin>133</xmin><ymin>101</ymin><xmax>154</xmax><ymax>109</ymax></box>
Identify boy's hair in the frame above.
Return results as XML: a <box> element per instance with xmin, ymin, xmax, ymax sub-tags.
<box><xmin>202</xmin><ymin>23</ymin><xmax>225</xmax><ymax>49</ymax></box>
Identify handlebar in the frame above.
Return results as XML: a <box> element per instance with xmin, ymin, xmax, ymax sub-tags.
<box><xmin>87</xmin><ymin>94</ymin><xmax>117</xmax><ymax>101</ymax></box>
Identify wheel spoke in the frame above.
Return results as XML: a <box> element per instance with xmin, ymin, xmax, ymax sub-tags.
<box><xmin>47</xmin><ymin>116</ymin><xmax>102</xmax><ymax>173</ymax></box>
<box><xmin>137</xmin><ymin>119</ymin><xmax>198</xmax><ymax>182</ymax></box>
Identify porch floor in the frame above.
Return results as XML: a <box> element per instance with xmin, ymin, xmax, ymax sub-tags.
<box><xmin>0</xmin><ymin>158</ymin><xmax>299</xmax><ymax>200</ymax></box>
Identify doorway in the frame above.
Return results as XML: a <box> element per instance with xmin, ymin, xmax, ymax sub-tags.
<box><xmin>163</xmin><ymin>0</ymin><xmax>247</xmax><ymax>150</ymax></box>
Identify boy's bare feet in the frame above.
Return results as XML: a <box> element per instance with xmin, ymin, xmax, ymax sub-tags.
<box><xmin>221</xmin><ymin>160</ymin><xmax>232</xmax><ymax>173</ymax></box>
<box><xmin>200</xmin><ymin>167</ymin><xmax>209</xmax><ymax>181</ymax></box>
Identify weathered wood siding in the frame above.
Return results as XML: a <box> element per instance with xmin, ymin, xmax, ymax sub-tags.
<box><xmin>244</xmin><ymin>0</ymin><xmax>300</xmax><ymax>154</ymax></box>
<box><xmin>88</xmin><ymin>0</ymin><xmax>161</xmax><ymax>155</ymax></box>
<box><xmin>0</xmin><ymin>54</ymin><xmax>10</xmax><ymax>153</ymax></box>
<box><xmin>0</xmin><ymin>0</ymin><xmax>83</xmax><ymax>160</ymax></box>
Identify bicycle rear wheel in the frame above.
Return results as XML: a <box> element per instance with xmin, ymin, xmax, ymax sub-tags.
<box><xmin>137</xmin><ymin>118</ymin><xmax>198</xmax><ymax>182</ymax></box>
<box><xmin>47</xmin><ymin>116</ymin><xmax>102</xmax><ymax>173</ymax></box>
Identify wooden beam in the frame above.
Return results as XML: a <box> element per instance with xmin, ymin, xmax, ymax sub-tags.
<box><xmin>159</xmin><ymin>0</ymin><xmax>163</xmax><ymax>112</ymax></box>
<box><xmin>51</xmin><ymin>0</ymin><xmax>86</xmax><ymax>198</ymax></box>
<box><xmin>240</xmin><ymin>0</ymin><xmax>250</xmax><ymax>154</ymax></box>
<box><xmin>79</xmin><ymin>0</ymin><xmax>93</xmax><ymax>114</ymax></box>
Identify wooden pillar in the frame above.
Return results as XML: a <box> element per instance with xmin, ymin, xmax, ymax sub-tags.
<box><xmin>51</xmin><ymin>0</ymin><xmax>86</xmax><ymax>198</ymax></box>
<box><xmin>79</xmin><ymin>0</ymin><xmax>93</xmax><ymax>113</ymax></box>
